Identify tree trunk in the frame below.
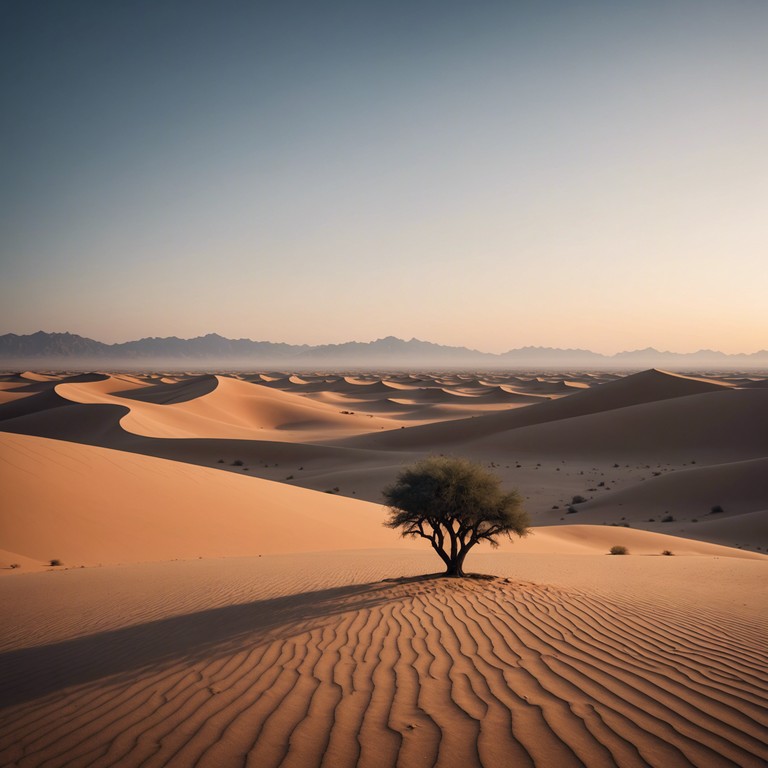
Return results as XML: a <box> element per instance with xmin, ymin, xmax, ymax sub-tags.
<box><xmin>444</xmin><ymin>562</ymin><xmax>465</xmax><ymax>577</ymax></box>
<box><xmin>445</xmin><ymin>546</ymin><xmax>471</xmax><ymax>577</ymax></box>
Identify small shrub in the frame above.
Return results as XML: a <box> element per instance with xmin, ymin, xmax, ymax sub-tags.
<box><xmin>232</xmin><ymin>459</ymin><xmax>244</xmax><ymax>467</ymax></box>
<box><xmin>609</xmin><ymin>545</ymin><xmax>628</xmax><ymax>556</ymax></box>
<box><xmin>661</xmin><ymin>515</ymin><xmax>674</xmax><ymax>523</ymax></box>
<box><xmin>710</xmin><ymin>505</ymin><xmax>724</xmax><ymax>514</ymax></box>
<box><xmin>285</xmin><ymin>475</ymin><xmax>294</xmax><ymax>480</ymax></box>
<box><xmin>49</xmin><ymin>559</ymin><xmax>62</xmax><ymax>567</ymax></box>
<box><xmin>9</xmin><ymin>563</ymin><xmax>20</xmax><ymax>569</ymax></box>
<box><xmin>571</xmin><ymin>495</ymin><xmax>587</xmax><ymax>504</ymax></box>
<box><xmin>217</xmin><ymin>458</ymin><xmax>225</xmax><ymax>463</ymax></box>
<box><xmin>551</xmin><ymin>505</ymin><xmax>559</xmax><ymax>509</ymax></box>
<box><xmin>566</xmin><ymin>505</ymin><xmax>578</xmax><ymax>514</ymax></box>
<box><xmin>661</xmin><ymin>550</ymin><xmax>674</xmax><ymax>556</ymax></box>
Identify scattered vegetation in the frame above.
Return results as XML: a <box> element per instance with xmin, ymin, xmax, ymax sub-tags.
<box><xmin>710</xmin><ymin>505</ymin><xmax>725</xmax><ymax>514</ymax></box>
<box><xmin>661</xmin><ymin>550</ymin><xmax>674</xmax><ymax>556</ymax></box>
<box><xmin>9</xmin><ymin>563</ymin><xmax>20</xmax><ymax>569</ymax></box>
<box><xmin>232</xmin><ymin>459</ymin><xmax>244</xmax><ymax>466</ymax></box>
<box><xmin>49</xmin><ymin>559</ymin><xmax>62</xmax><ymax>567</ymax></box>
<box><xmin>609</xmin><ymin>545</ymin><xmax>628</xmax><ymax>556</ymax></box>
<box><xmin>661</xmin><ymin>515</ymin><xmax>674</xmax><ymax>523</ymax></box>
<box><xmin>566</xmin><ymin>505</ymin><xmax>578</xmax><ymax>514</ymax></box>
<box><xmin>571</xmin><ymin>495</ymin><xmax>587</xmax><ymax>504</ymax></box>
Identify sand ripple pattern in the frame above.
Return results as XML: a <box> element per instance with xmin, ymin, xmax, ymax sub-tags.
<box><xmin>1</xmin><ymin>578</ymin><xmax>766</xmax><ymax>768</ymax></box>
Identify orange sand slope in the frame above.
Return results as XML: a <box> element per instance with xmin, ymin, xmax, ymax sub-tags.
<box><xmin>2</xmin><ymin>431</ymin><xmax>761</xmax><ymax>571</ymax></box>
<box><xmin>1</xmin><ymin>553</ymin><xmax>766</xmax><ymax>768</ymax></box>
<box><xmin>0</xmin><ymin>432</ymin><xmax>408</xmax><ymax>567</ymax></box>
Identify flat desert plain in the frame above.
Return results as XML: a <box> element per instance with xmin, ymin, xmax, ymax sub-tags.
<box><xmin>1</xmin><ymin>368</ymin><xmax>767</xmax><ymax>767</ymax></box>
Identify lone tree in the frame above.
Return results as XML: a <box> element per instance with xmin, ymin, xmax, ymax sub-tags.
<box><xmin>383</xmin><ymin>456</ymin><xmax>530</xmax><ymax>577</ymax></box>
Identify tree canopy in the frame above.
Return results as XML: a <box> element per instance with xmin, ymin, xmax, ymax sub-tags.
<box><xmin>383</xmin><ymin>456</ymin><xmax>530</xmax><ymax>576</ymax></box>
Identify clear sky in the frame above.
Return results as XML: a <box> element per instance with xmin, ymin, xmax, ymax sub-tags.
<box><xmin>1</xmin><ymin>0</ymin><xmax>766</xmax><ymax>354</ymax></box>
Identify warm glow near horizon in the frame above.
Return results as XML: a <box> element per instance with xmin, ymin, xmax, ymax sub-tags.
<box><xmin>1</xmin><ymin>1</ymin><xmax>766</xmax><ymax>355</ymax></box>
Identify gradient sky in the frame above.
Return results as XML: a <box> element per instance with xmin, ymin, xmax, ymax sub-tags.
<box><xmin>1</xmin><ymin>0</ymin><xmax>766</xmax><ymax>354</ymax></box>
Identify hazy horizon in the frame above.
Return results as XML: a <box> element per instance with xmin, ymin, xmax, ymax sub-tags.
<box><xmin>3</xmin><ymin>328</ymin><xmax>768</xmax><ymax>359</ymax></box>
<box><xmin>2</xmin><ymin>1</ymin><xmax>766</xmax><ymax>355</ymax></box>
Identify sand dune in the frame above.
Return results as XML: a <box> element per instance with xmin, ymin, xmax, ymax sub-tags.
<box><xmin>579</xmin><ymin>457</ymin><xmax>768</xmax><ymax>519</ymax></box>
<box><xmin>1</xmin><ymin>552</ymin><xmax>765</xmax><ymax>767</ymax></box>
<box><xmin>0</xmin><ymin>432</ymin><xmax>409</xmax><ymax>568</ymax></box>
<box><xmin>5</xmin><ymin>430</ymin><xmax>759</xmax><ymax>572</ymax></box>
<box><xmin>111</xmin><ymin>373</ymin><xmax>218</xmax><ymax>403</ymax></box>
<box><xmin>469</xmin><ymin>389</ymin><xmax>768</xmax><ymax>462</ymax></box>
<box><xmin>0</xmin><ymin>375</ymin><xmax>394</xmax><ymax>441</ymax></box>
<box><xmin>337</xmin><ymin>369</ymin><xmax>737</xmax><ymax>451</ymax></box>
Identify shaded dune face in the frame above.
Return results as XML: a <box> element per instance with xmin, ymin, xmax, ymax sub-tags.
<box><xmin>0</xmin><ymin>577</ymin><xmax>765</xmax><ymax>768</ymax></box>
<box><xmin>332</xmin><ymin>368</ymin><xmax>740</xmax><ymax>451</ymax></box>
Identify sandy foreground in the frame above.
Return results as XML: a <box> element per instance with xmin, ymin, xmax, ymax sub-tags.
<box><xmin>1</xmin><ymin>368</ymin><xmax>767</xmax><ymax>767</ymax></box>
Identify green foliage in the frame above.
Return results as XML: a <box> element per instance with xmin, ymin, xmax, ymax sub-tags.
<box><xmin>383</xmin><ymin>456</ymin><xmax>530</xmax><ymax>576</ymax></box>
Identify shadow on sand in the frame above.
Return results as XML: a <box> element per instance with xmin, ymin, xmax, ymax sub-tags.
<box><xmin>0</xmin><ymin>575</ymin><xmax>457</xmax><ymax>709</ymax></box>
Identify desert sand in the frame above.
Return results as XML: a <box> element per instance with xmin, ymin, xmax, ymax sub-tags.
<box><xmin>1</xmin><ymin>368</ymin><xmax>766</xmax><ymax>766</ymax></box>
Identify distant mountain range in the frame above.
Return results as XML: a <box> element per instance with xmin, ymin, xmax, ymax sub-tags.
<box><xmin>1</xmin><ymin>331</ymin><xmax>767</xmax><ymax>370</ymax></box>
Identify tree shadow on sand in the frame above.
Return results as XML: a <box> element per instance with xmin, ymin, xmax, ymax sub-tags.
<box><xmin>0</xmin><ymin>578</ymin><xmax>445</xmax><ymax>709</ymax></box>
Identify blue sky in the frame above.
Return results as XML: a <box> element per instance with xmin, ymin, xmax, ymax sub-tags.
<box><xmin>2</xmin><ymin>0</ymin><xmax>766</xmax><ymax>353</ymax></box>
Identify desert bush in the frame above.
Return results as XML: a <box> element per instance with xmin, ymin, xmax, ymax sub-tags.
<box><xmin>9</xmin><ymin>563</ymin><xmax>20</xmax><ymax>569</ymax></box>
<box><xmin>232</xmin><ymin>459</ymin><xmax>244</xmax><ymax>466</ymax></box>
<box><xmin>661</xmin><ymin>515</ymin><xmax>674</xmax><ymax>523</ymax></box>
<box><xmin>571</xmin><ymin>495</ymin><xmax>587</xmax><ymax>504</ymax></box>
<box><xmin>566</xmin><ymin>505</ymin><xmax>578</xmax><ymax>514</ymax></box>
<box><xmin>661</xmin><ymin>550</ymin><xmax>674</xmax><ymax>556</ymax></box>
<box><xmin>49</xmin><ymin>559</ymin><xmax>62</xmax><ymax>566</ymax></box>
<box><xmin>609</xmin><ymin>545</ymin><xmax>628</xmax><ymax>555</ymax></box>
<box><xmin>710</xmin><ymin>505</ymin><xmax>724</xmax><ymax>514</ymax></box>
